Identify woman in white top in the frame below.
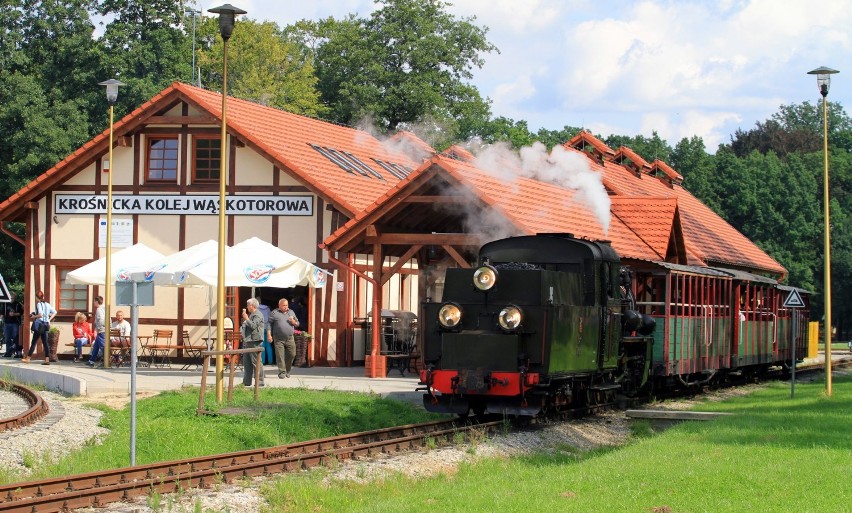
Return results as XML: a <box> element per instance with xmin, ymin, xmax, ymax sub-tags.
<box><xmin>23</xmin><ymin>290</ymin><xmax>56</xmax><ymax>365</ymax></box>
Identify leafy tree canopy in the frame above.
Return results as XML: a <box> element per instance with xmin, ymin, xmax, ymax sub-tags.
<box><xmin>311</xmin><ymin>0</ymin><xmax>497</xmax><ymax>143</ymax></box>
<box><xmin>196</xmin><ymin>18</ymin><xmax>326</xmax><ymax>117</ymax></box>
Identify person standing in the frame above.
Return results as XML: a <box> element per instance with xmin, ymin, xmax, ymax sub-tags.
<box><xmin>23</xmin><ymin>290</ymin><xmax>55</xmax><ymax>365</ymax></box>
<box><xmin>268</xmin><ymin>298</ymin><xmax>299</xmax><ymax>378</ymax></box>
<box><xmin>240</xmin><ymin>298</ymin><xmax>266</xmax><ymax>387</ymax></box>
<box><xmin>87</xmin><ymin>296</ymin><xmax>106</xmax><ymax>366</ymax></box>
<box><xmin>72</xmin><ymin>312</ymin><xmax>94</xmax><ymax>362</ymax></box>
<box><xmin>2</xmin><ymin>291</ymin><xmax>23</xmax><ymax>358</ymax></box>
<box><xmin>256</xmin><ymin>298</ymin><xmax>273</xmax><ymax>364</ymax></box>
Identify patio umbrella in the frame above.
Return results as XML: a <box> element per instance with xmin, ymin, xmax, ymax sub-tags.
<box><xmin>180</xmin><ymin>237</ymin><xmax>329</xmax><ymax>289</ymax></box>
<box><xmin>129</xmin><ymin>240</ymin><xmax>219</xmax><ymax>286</ymax></box>
<box><xmin>67</xmin><ymin>243</ymin><xmax>165</xmax><ymax>286</ymax></box>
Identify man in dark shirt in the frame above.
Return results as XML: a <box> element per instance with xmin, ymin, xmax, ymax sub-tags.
<box><xmin>268</xmin><ymin>298</ymin><xmax>299</xmax><ymax>378</ymax></box>
<box><xmin>3</xmin><ymin>291</ymin><xmax>24</xmax><ymax>357</ymax></box>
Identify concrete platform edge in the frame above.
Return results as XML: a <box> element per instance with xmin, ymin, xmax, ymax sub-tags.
<box><xmin>1</xmin><ymin>363</ymin><xmax>88</xmax><ymax>396</ymax></box>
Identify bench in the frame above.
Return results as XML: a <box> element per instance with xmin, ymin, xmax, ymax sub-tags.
<box><xmin>64</xmin><ymin>342</ymin><xmax>92</xmax><ymax>359</ymax></box>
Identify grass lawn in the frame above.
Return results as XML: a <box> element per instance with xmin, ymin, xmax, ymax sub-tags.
<box><xmin>0</xmin><ymin>386</ymin><xmax>443</xmax><ymax>484</ymax></box>
<box><xmin>261</xmin><ymin>374</ymin><xmax>852</xmax><ymax>513</ymax></box>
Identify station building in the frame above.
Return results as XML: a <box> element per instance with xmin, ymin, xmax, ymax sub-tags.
<box><xmin>0</xmin><ymin>82</ymin><xmax>786</xmax><ymax>367</ymax></box>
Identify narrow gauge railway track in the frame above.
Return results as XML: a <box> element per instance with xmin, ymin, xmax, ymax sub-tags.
<box><xmin>0</xmin><ymin>380</ymin><xmax>49</xmax><ymax>433</ymax></box>
<box><xmin>0</xmin><ymin>418</ymin><xmax>505</xmax><ymax>513</ymax></box>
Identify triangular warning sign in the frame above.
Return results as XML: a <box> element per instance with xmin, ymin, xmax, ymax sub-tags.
<box><xmin>0</xmin><ymin>273</ymin><xmax>10</xmax><ymax>302</ymax></box>
<box><xmin>783</xmin><ymin>289</ymin><xmax>805</xmax><ymax>308</ymax></box>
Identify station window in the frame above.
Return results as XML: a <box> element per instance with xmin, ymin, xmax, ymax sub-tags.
<box><xmin>58</xmin><ymin>267</ymin><xmax>89</xmax><ymax>313</ymax></box>
<box><xmin>193</xmin><ymin>137</ymin><xmax>221</xmax><ymax>182</ymax></box>
<box><xmin>146</xmin><ymin>137</ymin><xmax>178</xmax><ymax>182</ymax></box>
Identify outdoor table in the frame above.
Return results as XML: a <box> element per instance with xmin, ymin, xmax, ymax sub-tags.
<box><xmin>136</xmin><ymin>335</ymin><xmax>153</xmax><ymax>367</ymax></box>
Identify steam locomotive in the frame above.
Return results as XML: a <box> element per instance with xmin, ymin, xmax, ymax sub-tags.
<box><xmin>418</xmin><ymin>234</ymin><xmax>809</xmax><ymax>416</ymax></box>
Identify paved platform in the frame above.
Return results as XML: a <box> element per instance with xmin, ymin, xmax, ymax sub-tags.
<box><xmin>0</xmin><ymin>358</ymin><xmax>422</xmax><ymax>405</ymax></box>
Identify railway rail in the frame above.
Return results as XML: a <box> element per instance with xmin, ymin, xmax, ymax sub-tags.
<box><xmin>0</xmin><ymin>418</ymin><xmax>505</xmax><ymax>513</ymax></box>
<box><xmin>0</xmin><ymin>380</ymin><xmax>49</xmax><ymax>434</ymax></box>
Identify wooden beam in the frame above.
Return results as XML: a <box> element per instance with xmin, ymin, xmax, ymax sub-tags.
<box><xmin>376</xmin><ymin>232</ymin><xmax>481</xmax><ymax>246</ymax></box>
<box><xmin>117</xmin><ymin>136</ymin><xmax>133</xmax><ymax>147</ymax></box>
<box><xmin>625</xmin><ymin>410</ymin><xmax>733</xmax><ymax>421</ymax></box>
<box><xmin>381</xmin><ymin>245</ymin><xmax>422</xmax><ymax>285</ymax></box>
<box><xmin>145</xmin><ymin>115</ymin><xmax>217</xmax><ymax>125</ymax></box>
<box><xmin>443</xmin><ymin>244</ymin><xmax>471</xmax><ymax>268</ymax></box>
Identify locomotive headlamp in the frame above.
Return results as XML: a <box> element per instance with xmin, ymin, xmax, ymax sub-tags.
<box><xmin>498</xmin><ymin>305</ymin><xmax>523</xmax><ymax>331</ymax></box>
<box><xmin>473</xmin><ymin>265</ymin><xmax>498</xmax><ymax>291</ymax></box>
<box><xmin>437</xmin><ymin>302</ymin><xmax>463</xmax><ymax>329</ymax></box>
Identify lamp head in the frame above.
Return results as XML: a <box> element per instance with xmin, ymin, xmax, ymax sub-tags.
<box><xmin>808</xmin><ymin>66</ymin><xmax>839</xmax><ymax>97</ymax></box>
<box><xmin>208</xmin><ymin>4</ymin><xmax>247</xmax><ymax>41</ymax></box>
<box><xmin>98</xmin><ymin>79</ymin><xmax>125</xmax><ymax>106</ymax></box>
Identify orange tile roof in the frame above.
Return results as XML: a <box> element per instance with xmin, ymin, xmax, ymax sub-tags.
<box><xmin>175</xmin><ymin>83</ymin><xmax>429</xmax><ymax>215</ymax></box>
<box><xmin>560</xmin><ymin>134</ymin><xmax>784</xmax><ymax>275</ymax></box>
<box><xmin>325</xmin><ymin>155</ymin><xmax>662</xmax><ymax>262</ymax></box>
<box><xmin>610</xmin><ymin>197</ymin><xmax>677</xmax><ymax>260</ymax></box>
<box><xmin>0</xmin><ymin>82</ymin><xmax>433</xmax><ymax>220</ymax></box>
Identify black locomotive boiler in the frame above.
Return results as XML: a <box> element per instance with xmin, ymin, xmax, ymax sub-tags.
<box><xmin>418</xmin><ymin>234</ymin><xmax>656</xmax><ymax>416</ymax></box>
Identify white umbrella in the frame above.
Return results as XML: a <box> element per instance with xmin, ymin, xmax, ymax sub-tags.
<box><xmin>129</xmin><ymin>240</ymin><xmax>219</xmax><ymax>286</ymax></box>
<box><xmin>67</xmin><ymin>243</ymin><xmax>165</xmax><ymax>286</ymax></box>
<box><xmin>174</xmin><ymin>237</ymin><xmax>328</xmax><ymax>288</ymax></box>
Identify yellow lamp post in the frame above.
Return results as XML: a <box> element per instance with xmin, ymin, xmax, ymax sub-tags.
<box><xmin>99</xmin><ymin>78</ymin><xmax>125</xmax><ymax>369</ymax></box>
<box><xmin>208</xmin><ymin>3</ymin><xmax>246</xmax><ymax>401</ymax></box>
<box><xmin>807</xmin><ymin>66</ymin><xmax>838</xmax><ymax>397</ymax></box>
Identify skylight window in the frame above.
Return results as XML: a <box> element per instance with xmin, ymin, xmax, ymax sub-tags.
<box><xmin>343</xmin><ymin>151</ymin><xmax>384</xmax><ymax>180</ymax></box>
<box><xmin>309</xmin><ymin>144</ymin><xmax>353</xmax><ymax>174</ymax></box>
<box><xmin>309</xmin><ymin>143</ymin><xmax>388</xmax><ymax>180</ymax></box>
<box><xmin>372</xmin><ymin>159</ymin><xmax>408</xmax><ymax>180</ymax></box>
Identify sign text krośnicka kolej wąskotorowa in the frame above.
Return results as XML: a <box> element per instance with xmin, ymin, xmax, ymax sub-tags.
<box><xmin>54</xmin><ymin>194</ymin><xmax>313</xmax><ymax>216</ymax></box>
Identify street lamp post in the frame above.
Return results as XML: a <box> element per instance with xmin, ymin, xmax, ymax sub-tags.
<box><xmin>807</xmin><ymin>66</ymin><xmax>839</xmax><ymax>397</ymax></box>
<box><xmin>208</xmin><ymin>3</ymin><xmax>246</xmax><ymax>402</ymax></box>
<box><xmin>98</xmin><ymin>78</ymin><xmax>124</xmax><ymax>369</ymax></box>
<box><xmin>185</xmin><ymin>9</ymin><xmax>202</xmax><ymax>85</ymax></box>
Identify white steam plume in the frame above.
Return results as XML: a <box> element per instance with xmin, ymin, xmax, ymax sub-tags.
<box><xmin>474</xmin><ymin>141</ymin><xmax>611</xmax><ymax>235</ymax></box>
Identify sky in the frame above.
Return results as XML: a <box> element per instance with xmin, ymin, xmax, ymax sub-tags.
<box><xmin>193</xmin><ymin>0</ymin><xmax>852</xmax><ymax>151</ymax></box>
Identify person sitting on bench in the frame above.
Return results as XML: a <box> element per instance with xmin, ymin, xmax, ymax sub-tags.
<box><xmin>72</xmin><ymin>311</ymin><xmax>94</xmax><ymax>362</ymax></box>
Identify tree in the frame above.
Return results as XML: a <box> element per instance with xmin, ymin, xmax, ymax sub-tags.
<box><xmin>197</xmin><ymin>18</ymin><xmax>326</xmax><ymax>117</ymax></box>
<box><xmin>96</xmin><ymin>0</ymin><xmax>192</xmax><ymax>111</ymax></box>
<box><xmin>312</xmin><ymin>0</ymin><xmax>496</xmax><ymax>140</ymax></box>
<box><xmin>728</xmin><ymin>101</ymin><xmax>852</xmax><ymax>157</ymax></box>
<box><xmin>604</xmin><ymin>131</ymin><xmax>672</xmax><ymax>163</ymax></box>
<box><xmin>535</xmin><ymin>125</ymin><xmax>583</xmax><ymax>150</ymax></box>
<box><xmin>671</xmin><ymin>136</ymin><xmax>719</xmax><ymax>211</ymax></box>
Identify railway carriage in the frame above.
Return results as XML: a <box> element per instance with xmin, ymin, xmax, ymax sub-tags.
<box><xmin>419</xmin><ymin>234</ymin><xmax>809</xmax><ymax>416</ymax></box>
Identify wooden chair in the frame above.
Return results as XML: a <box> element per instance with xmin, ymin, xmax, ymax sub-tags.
<box><xmin>224</xmin><ymin>330</ymin><xmax>242</xmax><ymax>369</ymax></box>
<box><xmin>179</xmin><ymin>330</ymin><xmax>204</xmax><ymax>371</ymax></box>
<box><xmin>108</xmin><ymin>328</ymin><xmax>131</xmax><ymax>368</ymax></box>
<box><xmin>150</xmin><ymin>329</ymin><xmax>174</xmax><ymax>368</ymax></box>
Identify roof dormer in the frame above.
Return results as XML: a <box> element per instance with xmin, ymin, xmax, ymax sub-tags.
<box><xmin>565</xmin><ymin>131</ymin><xmax>615</xmax><ymax>165</ymax></box>
<box><xmin>613</xmin><ymin>146</ymin><xmax>651</xmax><ymax>177</ymax></box>
<box><xmin>441</xmin><ymin>144</ymin><xmax>476</xmax><ymax>163</ymax></box>
<box><xmin>651</xmin><ymin>159</ymin><xmax>683</xmax><ymax>187</ymax></box>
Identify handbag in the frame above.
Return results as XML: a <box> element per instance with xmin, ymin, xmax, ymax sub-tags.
<box><xmin>31</xmin><ymin>318</ymin><xmax>43</xmax><ymax>333</ymax></box>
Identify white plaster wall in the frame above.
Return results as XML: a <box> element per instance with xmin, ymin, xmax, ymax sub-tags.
<box><xmin>235</xmin><ymin>149</ymin><xmax>273</xmax><ymax>185</ymax></box>
<box><xmin>63</xmin><ymin>162</ymin><xmax>97</xmax><ymax>186</ymax></box>
<box><xmin>51</xmin><ymin>216</ymin><xmax>96</xmax><ymax>259</ymax></box>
